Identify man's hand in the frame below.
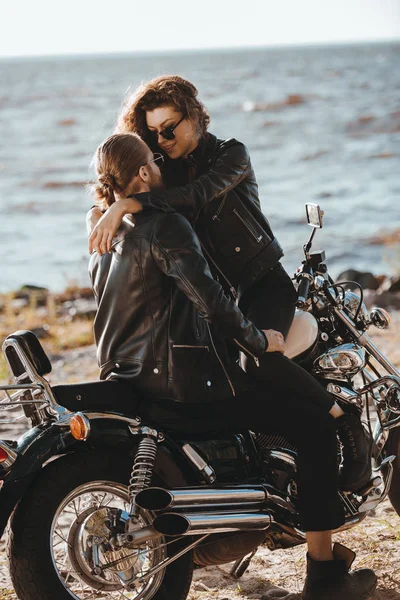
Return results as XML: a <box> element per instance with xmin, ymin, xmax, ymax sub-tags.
<box><xmin>262</xmin><ymin>329</ymin><xmax>285</xmax><ymax>354</ymax></box>
<box><xmin>88</xmin><ymin>198</ymin><xmax>142</xmax><ymax>255</ymax></box>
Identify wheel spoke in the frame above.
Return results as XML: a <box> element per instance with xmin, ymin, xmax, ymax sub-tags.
<box><xmin>72</xmin><ymin>498</ymin><xmax>80</xmax><ymax>518</ymax></box>
<box><xmin>54</xmin><ymin>529</ymin><xmax>72</xmax><ymax>548</ymax></box>
<box><xmin>50</xmin><ymin>482</ymin><xmax>167</xmax><ymax>600</ymax></box>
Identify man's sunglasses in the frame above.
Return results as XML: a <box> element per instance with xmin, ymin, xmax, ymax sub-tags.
<box><xmin>145</xmin><ymin>153</ymin><xmax>164</xmax><ymax>168</ymax></box>
<box><xmin>149</xmin><ymin>116</ymin><xmax>185</xmax><ymax>141</ymax></box>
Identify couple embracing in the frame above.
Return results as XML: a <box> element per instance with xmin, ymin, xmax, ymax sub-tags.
<box><xmin>87</xmin><ymin>75</ymin><xmax>376</xmax><ymax>599</ymax></box>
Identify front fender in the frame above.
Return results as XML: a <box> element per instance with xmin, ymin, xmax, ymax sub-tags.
<box><xmin>0</xmin><ymin>418</ymin><xmax>192</xmax><ymax>539</ymax></box>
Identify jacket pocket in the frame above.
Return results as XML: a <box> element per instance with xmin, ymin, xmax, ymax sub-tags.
<box><xmin>170</xmin><ymin>345</ymin><xmax>211</xmax><ymax>382</ymax></box>
<box><xmin>232</xmin><ymin>208</ymin><xmax>264</xmax><ymax>243</ymax></box>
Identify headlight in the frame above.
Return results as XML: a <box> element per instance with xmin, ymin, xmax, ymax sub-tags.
<box><xmin>314</xmin><ymin>344</ymin><xmax>366</xmax><ymax>380</ymax></box>
<box><xmin>344</xmin><ymin>291</ymin><xmax>369</xmax><ymax>321</ymax></box>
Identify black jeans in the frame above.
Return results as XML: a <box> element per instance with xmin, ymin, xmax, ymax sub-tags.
<box><xmin>141</xmin><ymin>389</ymin><xmax>345</xmax><ymax>532</ymax></box>
<box><xmin>239</xmin><ymin>263</ymin><xmax>344</xmax><ymax>530</ymax></box>
<box><xmin>239</xmin><ymin>264</ymin><xmax>335</xmax><ymax>422</ymax></box>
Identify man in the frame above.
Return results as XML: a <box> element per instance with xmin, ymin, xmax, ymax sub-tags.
<box><xmin>88</xmin><ymin>132</ymin><xmax>376</xmax><ymax>600</ymax></box>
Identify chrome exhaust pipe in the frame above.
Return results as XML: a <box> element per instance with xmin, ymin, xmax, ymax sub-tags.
<box><xmin>135</xmin><ymin>486</ymin><xmax>268</xmax><ymax>512</ymax></box>
<box><xmin>152</xmin><ymin>510</ymin><xmax>272</xmax><ymax>536</ymax></box>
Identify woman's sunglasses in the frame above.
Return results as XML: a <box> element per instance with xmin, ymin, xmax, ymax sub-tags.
<box><xmin>149</xmin><ymin>116</ymin><xmax>185</xmax><ymax>141</ymax></box>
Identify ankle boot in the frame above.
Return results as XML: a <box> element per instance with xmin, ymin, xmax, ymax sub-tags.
<box><xmin>336</xmin><ymin>413</ymin><xmax>372</xmax><ymax>491</ymax></box>
<box><xmin>302</xmin><ymin>543</ymin><xmax>377</xmax><ymax>600</ymax></box>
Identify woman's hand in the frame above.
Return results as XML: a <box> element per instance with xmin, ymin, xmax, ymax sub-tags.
<box><xmin>86</xmin><ymin>207</ymin><xmax>103</xmax><ymax>238</ymax></box>
<box><xmin>262</xmin><ymin>329</ymin><xmax>285</xmax><ymax>354</ymax></box>
<box><xmin>88</xmin><ymin>198</ymin><xmax>142</xmax><ymax>255</ymax></box>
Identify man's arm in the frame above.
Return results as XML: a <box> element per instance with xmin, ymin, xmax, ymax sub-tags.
<box><xmin>151</xmin><ymin>212</ymin><xmax>267</xmax><ymax>360</ymax></box>
<box><xmin>135</xmin><ymin>140</ymin><xmax>251</xmax><ymax>222</ymax></box>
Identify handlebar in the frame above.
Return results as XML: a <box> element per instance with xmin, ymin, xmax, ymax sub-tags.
<box><xmin>296</xmin><ymin>264</ymin><xmax>313</xmax><ymax>309</ymax></box>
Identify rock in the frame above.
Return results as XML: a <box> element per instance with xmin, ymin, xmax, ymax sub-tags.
<box><xmin>387</xmin><ymin>276</ymin><xmax>400</xmax><ymax>293</ymax></box>
<box><xmin>369</xmin><ymin>152</ymin><xmax>397</xmax><ymax>159</ymax></box>
<box><xmin>243</xmin><ymin>94</ymin><xmax>306</xmax><ymax>113</ymax></box>
<box><xmin>58</xmin><ymin>118</ymin><xmax>76</xmax><ymax>126</ymax></box>
<box><xmin>285</xmin><ymin>94</ymin><xmax>305</xmax><ymax>106</ymax></box>
<box><xmin>55</xmin><ymin>286</ymin><xmax>94</xmax><ymax>303</ymax></box>
<box><xmin>363</xmin><ymin>290</ymin><xmax>400</xmax><ymax>310</ymax></box>
<box><xmin>61</xmin><ymin>298</ymin><xmax>97</xmax><ymax>319</ymax></box>
<box><xmin>43</xmin><ymin>181</ymin><xmax>85</xmax><ymax>189</ymax></box>
<box><xmin>336</xmin><ymin>269</ymin><xmax>382</xmax><ymax>290</ymax></box>
<box><xmin>15</xmin><ymin>284</ymin><xmax>49</xmax><ymax>307</ymax></box>
<box><xmin>369</xmin><ymin>228</ymin><xmax>400</xmax><ymax>245</ymax></box>
<box><xmin>18</xmin><ymin>284</ymin><xmax>49</xmax><ymax>295</ymax></box>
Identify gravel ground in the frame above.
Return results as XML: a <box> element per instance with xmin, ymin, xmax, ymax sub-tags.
<box><xmin>1</xmin><ymin>313</ymin><xmax>400</xmax><ymax>599</ymax></box>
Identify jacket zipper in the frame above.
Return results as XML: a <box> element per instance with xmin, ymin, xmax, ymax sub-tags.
<box><xmin>233</xmin><ymin>338</ymin><xmax>260</xmax><ymax>367</ymax></box>
<box><xmin>200</xmin><ymin>242</ymin><xmax>238</xmax><ymax>300</ymax></box>
<box><xmin>206</xmin><ymin>323</ymin><xmax>236</xmax><ymax>396</ymax></box>
<box><xmin>172</xmin><ymin>345</ymin><xmax>210</xmax><ymax>350</ymax></box>
<box><xmin>212</xmin><ymin>194</ymin><xmax>228</xmax><ymax>222</ymax></box>
<box><xmin>233</xmin><ymin>209</ymin><xmax>263</xmax><ymax>243</ymax></box>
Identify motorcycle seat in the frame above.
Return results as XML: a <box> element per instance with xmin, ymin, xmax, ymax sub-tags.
<box><xmin>52</xmin><ymin>380</ymin><xmax>141</xmax><ymax>415</ymax></box>
<box><xmin>4</xmin><ymin>330</ymin><xmax>52</xmax><ymax>378</ymax></box>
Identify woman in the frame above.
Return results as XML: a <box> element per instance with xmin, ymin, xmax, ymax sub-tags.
<box><xmin>90</xmin><ymin>131</ymin><xmax>377</xmax><ymax>600</ymax></box>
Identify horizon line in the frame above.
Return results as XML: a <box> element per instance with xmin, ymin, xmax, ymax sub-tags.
<box><xmin>1</xmin><ymin>37</ymin><xmax>399</xmax><ymax>61</ymax></box>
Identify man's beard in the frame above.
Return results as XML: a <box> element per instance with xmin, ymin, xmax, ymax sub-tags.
<box><xmin>152</xmin><ymin>177</ymin><xmax>165</xmax><ymax>191</ymax></box>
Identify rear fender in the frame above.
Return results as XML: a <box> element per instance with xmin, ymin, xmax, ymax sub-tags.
<box><xmin>0</xmin><ymin>418</ymin><xmax>193</xmax><ymax>539</ymax></box>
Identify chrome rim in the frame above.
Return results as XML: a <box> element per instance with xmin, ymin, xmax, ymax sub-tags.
<box><xmin>50</xmin><ymin>481</ymin><xmax>167</xmax><ymax>599</ymax></box>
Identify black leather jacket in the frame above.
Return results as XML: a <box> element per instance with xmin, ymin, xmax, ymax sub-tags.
<box><xmin>134</xmin><ymin>134</ymin><xmax>283</xmax><ymax>297</ymax></box>
<box><xmin>89</xmin><ymin>211</ymin><xmax>266</xmax><ymax>403</ymax></box>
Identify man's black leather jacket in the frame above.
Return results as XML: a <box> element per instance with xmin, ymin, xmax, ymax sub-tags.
<box><xmin>89</xmin><ymin>211</ymin><xmax>266</xmax><ymax>403</ymax></box>
<box><xmin>133</xmin><ymin>134</ymin><xmax>284</xmax><ymax>297</ymax></box>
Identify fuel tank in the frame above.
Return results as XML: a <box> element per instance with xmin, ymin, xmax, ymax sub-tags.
<box><xmin>284</xmin><ymin>310</ymin><xmax>318</xmax><ymax>360</ymax></box>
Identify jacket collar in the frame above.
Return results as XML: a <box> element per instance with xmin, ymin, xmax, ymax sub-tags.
<box><xmin>184</xmin><ymin>132</ymin><xmax>218</xmax><ymax>177</ymax></box>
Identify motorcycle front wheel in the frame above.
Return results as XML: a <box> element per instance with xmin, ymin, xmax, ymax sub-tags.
<box><xmin>7</xmin><ymin>449</ymin><xmax>193</xmax><ymax>600</ymax></box>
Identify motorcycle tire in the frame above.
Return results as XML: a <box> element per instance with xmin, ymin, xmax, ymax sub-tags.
<box><xmin>387</xmin><ymin>427</ymin><xmax>400</xmax><ymax>516</ymax></box>
<box><xmin>7</xmin><ymin>449</ymin><xmax>193</xmax><ymax>600</ymax></box>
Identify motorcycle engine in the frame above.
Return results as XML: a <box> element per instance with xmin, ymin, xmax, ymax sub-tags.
<box><xmin>254</xmin><ymin>433</ymin><xmax>297</xmax><ymax>454</ymax></box>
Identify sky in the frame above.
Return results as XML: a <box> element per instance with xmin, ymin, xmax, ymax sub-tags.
<box><xmin>1</xmin><ymin>0</ymin><xmax>400</xmax><ymax>58</ymax></box>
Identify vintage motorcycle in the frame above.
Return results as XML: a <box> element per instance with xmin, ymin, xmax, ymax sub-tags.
<box><xmin>1</xmin><ymin>203</ymin><xmax>399</xmax><ymax>600</ymax></box>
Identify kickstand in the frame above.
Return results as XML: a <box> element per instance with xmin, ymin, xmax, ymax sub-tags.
<box><xmin>230</xmin><ymin>549</ymin><xmax>258</xmax><ymax>579</ymax></box>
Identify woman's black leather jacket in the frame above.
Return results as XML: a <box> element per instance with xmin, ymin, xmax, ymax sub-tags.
<box><xmin>133</xmin><ymin>134</ymin><xmax>283</xmax><ymax>297</ymax></box>
<box><xmin>89</xmin><ymin>211</ymin><xmax>266</xmax><ymax>403</ymax></box>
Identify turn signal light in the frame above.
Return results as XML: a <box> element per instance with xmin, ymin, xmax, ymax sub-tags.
<box><xmin>70</xmin><ymin>413</ymin><xmax>90</xmax><ymax>441</ymax></box>
<box><xmin>0</xmin><ymin>448</ymin><xmax>8</xmax><ymax>463</ymax></box>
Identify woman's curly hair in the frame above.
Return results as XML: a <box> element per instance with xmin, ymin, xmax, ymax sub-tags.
<box><xmin>116</xmin><ymin>75</ymin><xmax>210</xmax><ymax>141</ymax></box>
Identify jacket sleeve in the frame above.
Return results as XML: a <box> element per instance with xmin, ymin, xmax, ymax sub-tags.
<box><xmin>151</xmin><ymin>213</ymin><xmax>267</xmax><ymax>359</ymax></box>
<box><xmin>134</xmin><ymin>140</ymin><xmax>251</xmax><ymax>223</ymax></box>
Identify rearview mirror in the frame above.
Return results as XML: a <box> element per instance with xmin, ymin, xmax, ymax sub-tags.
<box><xmin>306</xmin><ymin>204</ymin><xmax>324</xmax><ymax>228</ymax></box>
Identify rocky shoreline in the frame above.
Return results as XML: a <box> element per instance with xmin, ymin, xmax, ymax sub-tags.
<box><xmin>1</xmin><ymin>279</ymin><xmax>400</xmax><ymax>598</ymax></box>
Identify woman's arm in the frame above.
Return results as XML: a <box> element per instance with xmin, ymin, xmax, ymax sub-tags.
<box><xmin>136</xmin><ymin>140</ymin><xmax>251</xmax><ymax>222</ymax></box>
<box><xmin>88</xmin><ymin>198</ymin><xmax>142</xmax><ymax>254</ymax></box>
<box><xmin>87</xmin><ymin>140</ymin><xmax>250</xmax><ymax>254</ymax></box>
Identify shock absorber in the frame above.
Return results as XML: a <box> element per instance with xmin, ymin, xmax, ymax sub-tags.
<box><xmin>128</xmin><ymin>427</ymin><xmax>160</xmax><ymax>519</ymax></box>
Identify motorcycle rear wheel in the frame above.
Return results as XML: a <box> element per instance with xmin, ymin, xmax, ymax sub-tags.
<box><xmin>387</xmin><ymin>428</ymin><xmax>400</xmax><ymax>516</ymax></box>
<box><xmin>7</xmin><ymin>449</ymin><xmax>193</xmax><ymax>600</ymax></box>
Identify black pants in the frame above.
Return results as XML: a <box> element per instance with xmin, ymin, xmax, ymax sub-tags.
<box><xmin>141</xmin><ymin>389</ymin><xmax>344</xmax><ymax>532</ymax></box>
<box><xmin>239</xmin><ymin>264</ymin><xmax>336</xmax><ymax>421</ymax></box>
<box><xmin>238</xmin><ymin>263</ymin><xmax>345</xmax><ymax>530</ymax></box>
